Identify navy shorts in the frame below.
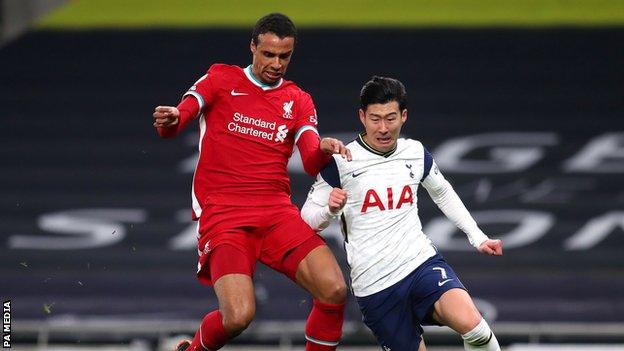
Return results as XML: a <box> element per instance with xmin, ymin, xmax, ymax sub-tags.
<box><xmin>356</xmin><ymin>253</ymin><xmax>466</xmax><ymax>351</ymax></box>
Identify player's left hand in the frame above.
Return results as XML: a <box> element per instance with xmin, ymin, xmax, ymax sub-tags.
<box><xmin>478</xmin><ymin>239</ymin><xmax>503</xmax><ymax>256</ymax></box>
<box><xmin>320</xmin><ymin>137</ymin><xmax>352</xmax><ymax>161</ymax></box>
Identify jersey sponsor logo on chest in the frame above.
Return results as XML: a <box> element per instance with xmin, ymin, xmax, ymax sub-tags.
<box><xmin>361</xmin><ymin>185</ymin><xmax>414</xmax><ymax>213</ymax></box>
<box><xmin>229</xmin><ymin>112</ymin><xmax>289</xmax><ymax>143</ymax></box>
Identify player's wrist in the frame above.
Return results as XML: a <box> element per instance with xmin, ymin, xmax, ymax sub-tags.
<box><xmin>325</xmin><ymin>205</ymin><xmax>341</xmax><ymax>217</ymax></box>
<box><xmin>472</xmin><ymin>235</ymin><xmax>489</xmax><ymax>249</ymax></box>
<box><xmin>319</xmin><ymin>138</ymin><xmax>336</xmax><ymax>154</ymax></box>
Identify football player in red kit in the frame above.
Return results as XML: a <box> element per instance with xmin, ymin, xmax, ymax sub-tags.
<box><xmin>153</xmin><ymin>13</ymin><xmax>349</xmax><ymax>351</ymax></box>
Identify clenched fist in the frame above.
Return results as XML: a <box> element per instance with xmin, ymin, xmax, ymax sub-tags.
<box><xmin>329</xmin><ymin>188</ymin><xmax>348</xmax><ymax>214</ymax></box>
<box><xmin>478</xmin><ymin>239</ymin><xmax>503</xmax><ymax>256</ymax></box>
<box><xmin>153</xmin><ymin>106</ymin><xmax>180</xmax><ymax>128</ymax></box>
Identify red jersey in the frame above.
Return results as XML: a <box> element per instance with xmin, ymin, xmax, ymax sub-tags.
<box><xmin>161</xmin><ymin>64</ymin><xmax>322</xmax><ymax>219</ymax></box>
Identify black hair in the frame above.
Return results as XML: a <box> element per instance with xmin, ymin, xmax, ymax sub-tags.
<box><xmin>252</xmin><ymin>13</ymin><xmax>297</xmax><ymax>46</ymax></box>
<box><xmin>360</xmin><ymin>76</ymin><xmax>407</xmax><ymax>111</ymax></box>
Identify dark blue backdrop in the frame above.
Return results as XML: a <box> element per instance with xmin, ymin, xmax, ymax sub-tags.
<box><xmin>1</xmin><ymin>28</ymin><xmax>623</xmax><ymax>324</ymax></box>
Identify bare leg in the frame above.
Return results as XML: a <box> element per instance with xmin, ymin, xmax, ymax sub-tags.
<box><xmin>418</xmin><ymin>337</ymin><xmax>427</xmax><ymax>351</ymax></box>
<box><xmin>430</xmin><ymin>288</ymin><xmax>500</xmax><ymax>351</ymax></box>
<box><xmin>296</xmin><ymin>245</ymin><xmax>347</xmax><ymax>303</ymax></box>
<box><xmin>213</xmin><ymin>273</ymin><xmax>256</xmax><ymax>337</ymax></box>
<box><xmin>296</xmin><ymin>245</ymin><xmax>347</xmax><ymax>350</ymax></box>
<box><xmin>431</xmin><ymin>288</ymin><xmax>481</xmax><ymax>334</ymax></box>
<box><xmin>184</xmin><ymin>267</ymin><xmax>256</xmax><ymax>350</ymax></box>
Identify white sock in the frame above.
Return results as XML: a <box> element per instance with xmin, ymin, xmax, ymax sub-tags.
<box><xmin>461</xmin><ymin>318</ymin><xmax>500</xmax><ymax>351</ymax></box>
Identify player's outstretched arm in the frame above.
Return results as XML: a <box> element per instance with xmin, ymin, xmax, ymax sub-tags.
<box><xmin>422</xmin><ymin>162</ymin><xmax>494</xmax><ymax>251</ymax></box>
<box><xmin>297</xmin><ymin>134</ymin><xmax>351</xmax><ymax>176</ymax></box>
<box><xmin>478</xmin><ymin>239</ymin><xmax>503</xmax><ymax>256</ymax></box>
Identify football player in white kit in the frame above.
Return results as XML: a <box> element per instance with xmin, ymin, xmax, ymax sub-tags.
<box><xmin>301</xmin><ymin>76</ymin><xmax>503</xmax><ymax>351</ymax></box>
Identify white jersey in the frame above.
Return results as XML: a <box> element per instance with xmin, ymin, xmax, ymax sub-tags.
<box><xmin>303</xmin><ymin>134</ymin><xmax>488</xmax><ymax>297</ymax></box>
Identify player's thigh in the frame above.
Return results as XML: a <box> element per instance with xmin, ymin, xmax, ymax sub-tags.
<box><xmin>357</xmin><ymin>288</ymin><xmax>423</xmax><ymax>351</ymax></box>
<box><xmin>206</xmin><ymin>232</ymin><xmax>259</xmax><ymax>326</ymax></box>
<box><xmin>213</xmin><ymin>273</ymin><xmax>256</xmax><ymax>327</ymax></box>
<box><xmin>197</xmin><ymin>205</ymin><xmax>262</xmax><ymax>285</ymax></box>
<box><xmin>259</xmin><ymin>205</ymin><xmax>344</xmax><ymax>300</ymax></box>
<box><xmin>364</xmin><ymin>316</ymin><xmax>423</xmax><ymax>351</ymax></box>
<box><xmin>418</xmin><ymin>338</ymin><xmax>427</xmax><ymax>351</ymax></box>
<box><xmin>431</xmin><ymin>288</ymin><xmax>482</xmax><ymax>334</ymax></box>
<box><xmin>409</xmin><ymin>254</ymin><xmax>468</xmax><ymax>325</ymax></box>
<box><xmin>259</xmin><ymin>204</ymin><xmax>318</xmax><ymax>263</ymax></box>
<box><xmin>295</xmin><ymin>243</ymin><xmax>346</xmax><ymax>303</ymax></box>
<box><xmin>198</xmin><ymin>234</ymin><xmax>260</xmax><ymax>286</ymax></box>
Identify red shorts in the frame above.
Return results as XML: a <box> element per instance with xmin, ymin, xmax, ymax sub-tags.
<box><xmin>195</xmin><ymin>203</ymin><xmax>326</xmax><ymax>285</ymax></box>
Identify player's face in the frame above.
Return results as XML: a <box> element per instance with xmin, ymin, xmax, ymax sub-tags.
<box><xmin>250</xmin><ymin>33</ymin><xmax>295</xmax><ymax>85</ymax></box>
<box><xmin>359</xmin><ymin>101</ymin><xmax>407</xmax><ymax>152</ymax></box>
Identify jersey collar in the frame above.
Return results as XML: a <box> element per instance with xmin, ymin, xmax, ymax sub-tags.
<box><xmin>357</xmin><ymin>133</ymin><xmax>397</xmax><ymax>158</ymax></box>
<box><xmin>244</xmin><ymin>65</ymin><xmax>283</xmax><ymax>91</ymax></box>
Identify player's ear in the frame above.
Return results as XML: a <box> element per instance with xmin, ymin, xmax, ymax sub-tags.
<box><xmin>250</xmin><ymin>39</ymin><xmax>257</xmax><ymax>54</ymax></box>
<box><xmin>401</xmin><ymin>109</ymin><xmax>408</xmax><ymax>123</ymax></box>
<box><xmin>358</xmin><ymin>109</ymin><xmax>366</xmax><ymax>126</ymax></box>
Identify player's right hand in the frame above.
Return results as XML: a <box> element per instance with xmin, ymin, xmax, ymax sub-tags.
<box><xmin>153</xmin><ymin>106</ymin><xmax>180</xmax><ymax>128</ymax></box>
<box><xmin>320</xmin><ymin>137</ymin><xmax>352</xmax><ymax>161</ymax></box>
<box><xmin>329</xmin><ymin>188</ymin><xmax>348</xmax><ymax>214</ymax></box>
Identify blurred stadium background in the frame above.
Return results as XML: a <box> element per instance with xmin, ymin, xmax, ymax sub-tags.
<box><xmin>1</xmin><ymin>0</ymin><xmax>623</xmax><ymax>350</ymax></box>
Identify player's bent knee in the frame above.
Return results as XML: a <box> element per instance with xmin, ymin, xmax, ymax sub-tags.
<box><xmin>318</xmin><ymin>279</ymin><xmax>347</xmax><ymax>304</ymax></box>
<box><xmin>330</xmin><ymin>280</ymin><xmax>348</xmax><ymax>303</ymax></box>
<box><xmin>461</xmin><ymin>318</ymin><xmax>500</xmax><ymax>351</ymax></box>
<box><xmin>459</xmin><ymin>308</ymin><xmax>485</xmax><ymax>335</ymax></box>
<box><xmin>221</xmin><ymin>305</ymin><xmax>255</xmax><ymax>335</ymax></box>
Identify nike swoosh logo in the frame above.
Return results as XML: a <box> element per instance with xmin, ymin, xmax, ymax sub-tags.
<box><xmin>230</xmin><ymin>89</ymin><xmax>249</xmax><ymax>96</ymax></box>
<box><xmin>352</xmin><ymin>170</ymin><xmax>367</xmax><ymax>178</ymax></box>
<box><xmin>438</xmin><ymin>279</ymin><xmax>453</xmax><ymax>286</ymax></box>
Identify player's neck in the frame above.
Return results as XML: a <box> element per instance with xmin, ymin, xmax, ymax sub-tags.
<box><xmin>358</xmin><ymin>132</ymin><xmax>398</xmax><ymax>157</ymax></box>
<box><xmin>245</xmin><ymin>65</ymin><xmax>281</xmax><ymax>89</ymax></box>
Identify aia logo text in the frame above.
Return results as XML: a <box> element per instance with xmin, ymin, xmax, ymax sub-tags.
<box><xmin>361</xmin><ymin>185</ymin><xmax>413</xmax><ymax>213</ymax></box>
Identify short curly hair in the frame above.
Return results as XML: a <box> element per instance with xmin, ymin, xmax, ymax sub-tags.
<box><xmin>252</xmin><ymin>13</ymin><xmax>297</xmax><ymax>46</ymax></box>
